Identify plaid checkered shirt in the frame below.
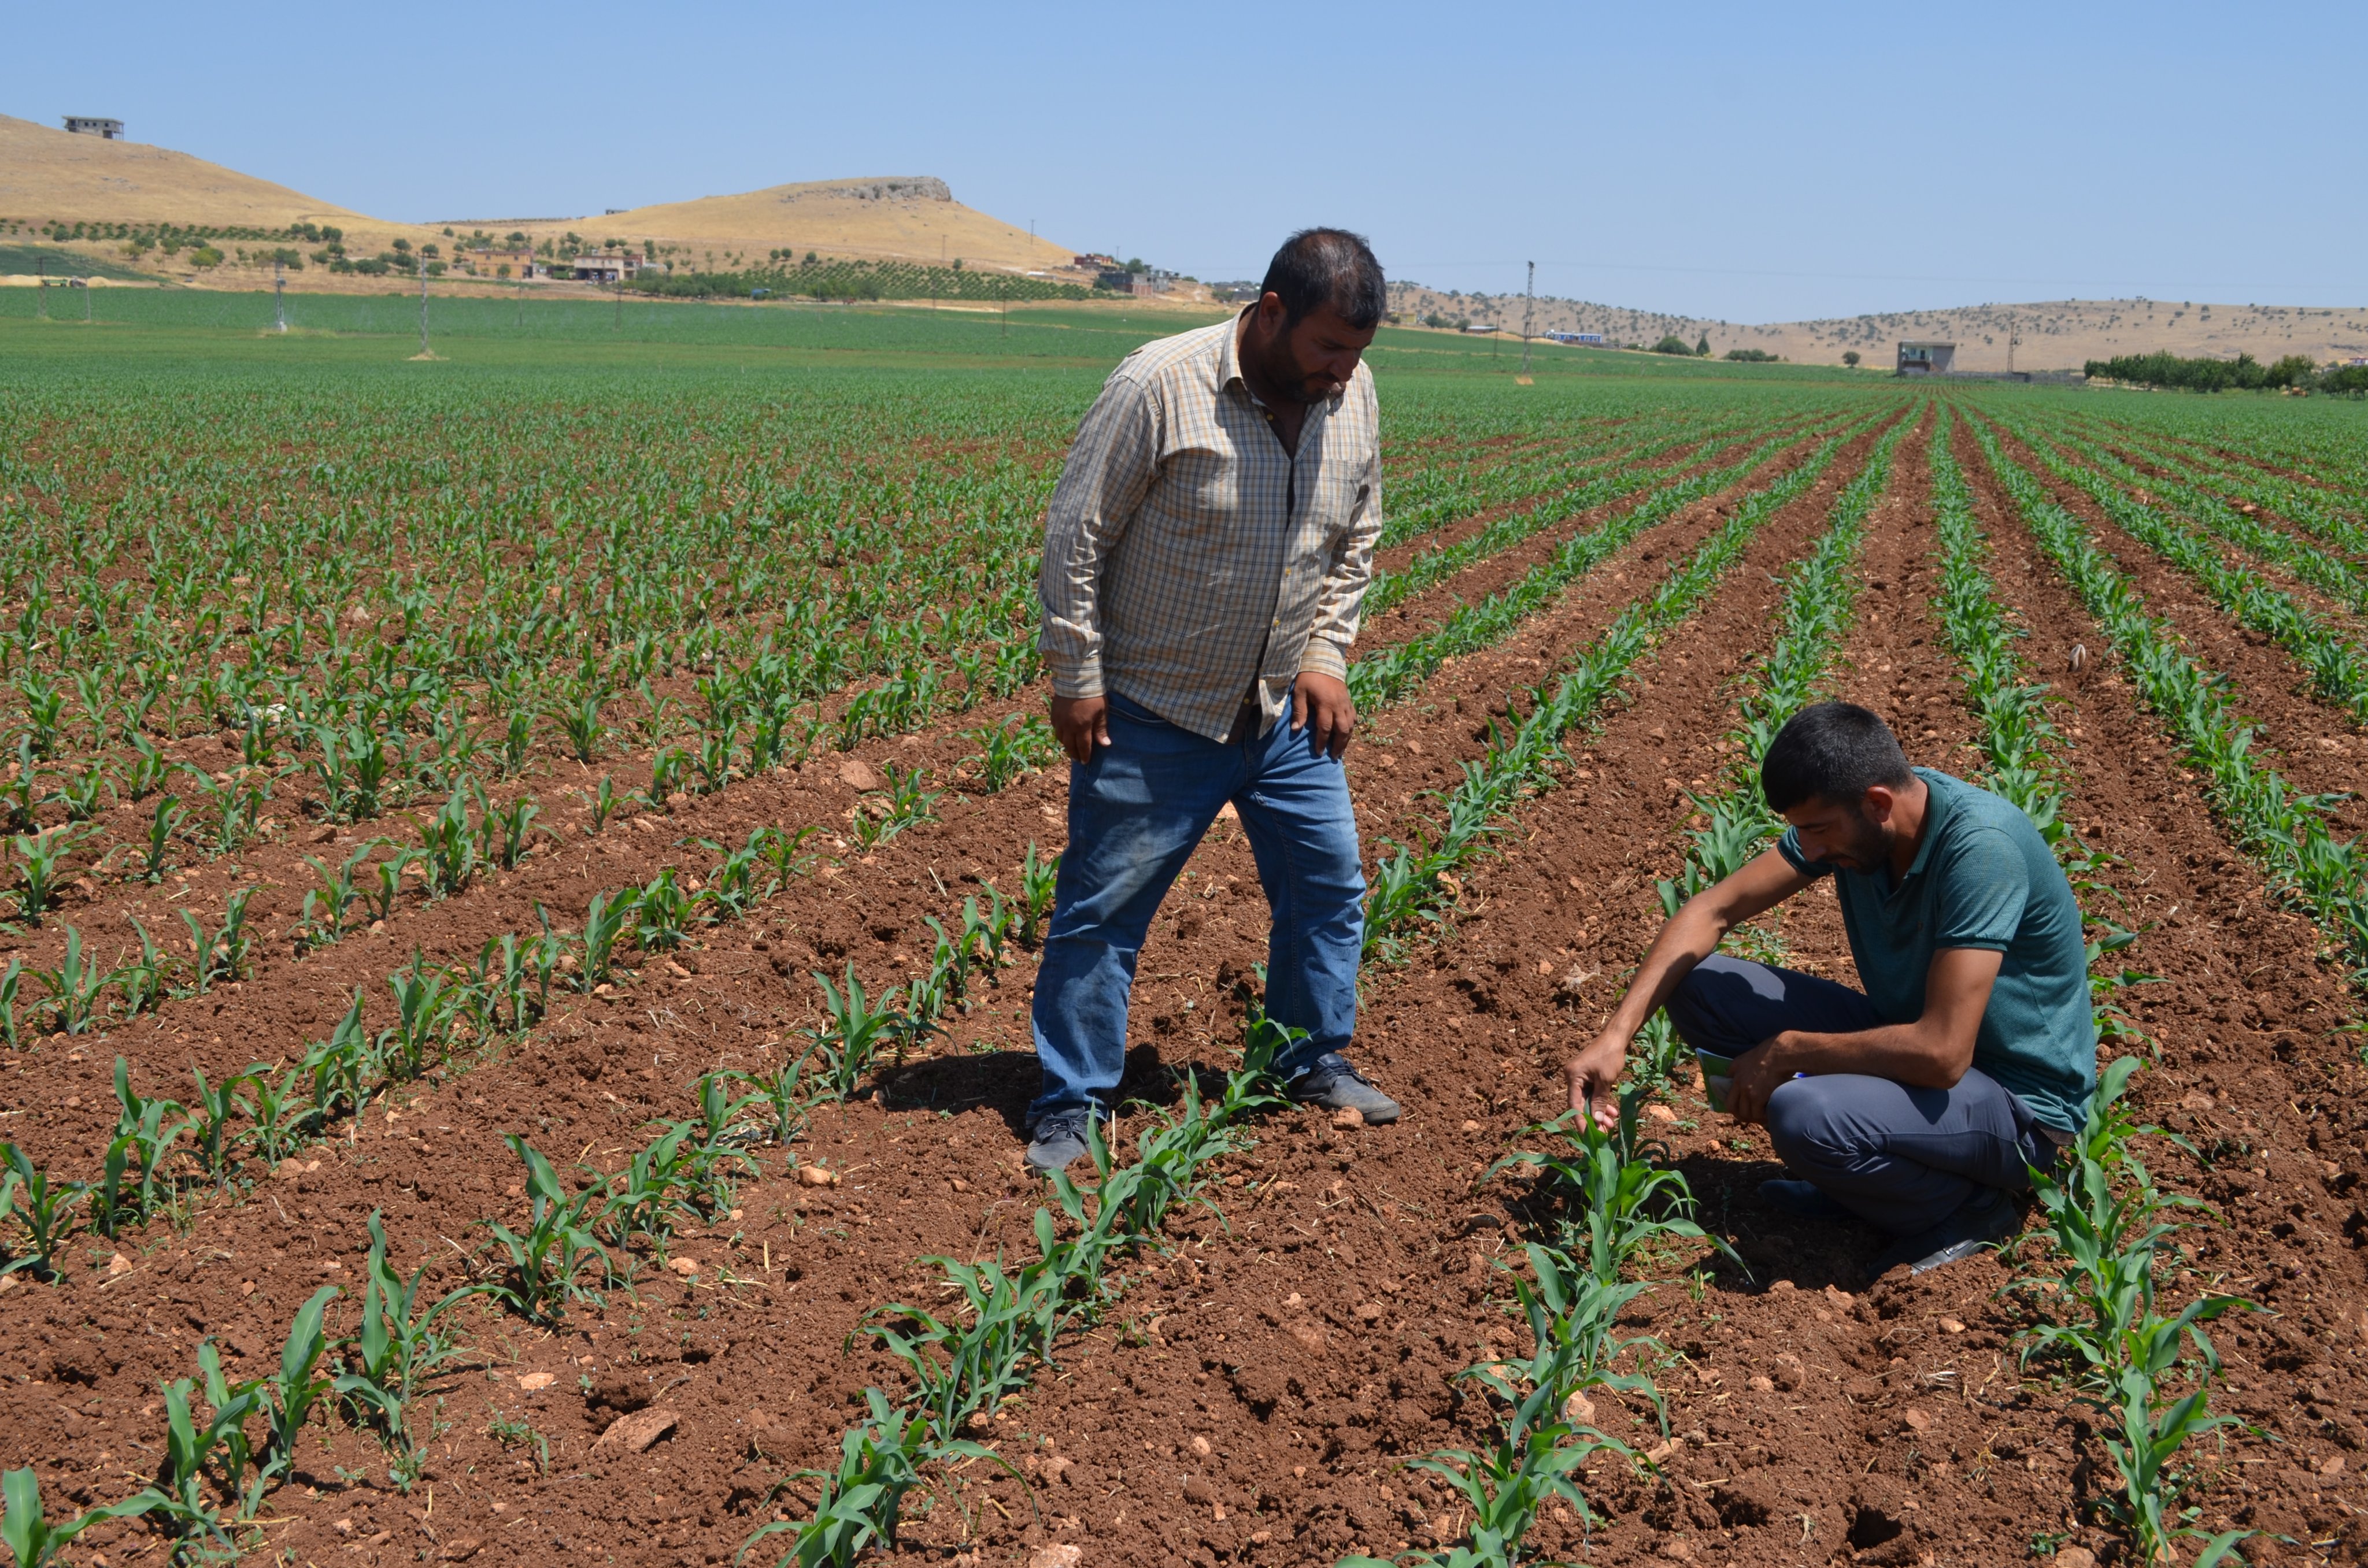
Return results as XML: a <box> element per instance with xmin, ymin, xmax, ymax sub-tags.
<box><xmin>1037</xmin><ymin>313</ymin><xmax>1382</xmax><ymax>743</ymax></box>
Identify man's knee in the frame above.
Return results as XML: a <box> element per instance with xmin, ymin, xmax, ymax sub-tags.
<box><xmin>1666</xmin><ymin>955</ymin><xmax>1756</xmax><ymax>1051</ymax></box>
<box><xmin>1764</xmin><ymin>1077</ymin><xmax>1863</xmax><ymax>1169</ymax></box>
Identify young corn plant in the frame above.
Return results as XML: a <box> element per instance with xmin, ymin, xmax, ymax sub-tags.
<box><xmin>472</xmin><ymin>1135</ymin><xmax>613</xmax><ymax>1325</ymax></box>
<box><xmin>1016</xmin><ymin>842</ymin><xmax>1059</xmax><ymax>947</ymax></box>
<box><xmin>10</xmin><ymin>823</ymin><xmax>99</xmax><ymax>925</ymax></box>
<box><xmin>184</xmin><ymin>1066</ymin><xmax>260</xmax><ymax>1184</ymax></box>
<box><xmin>1</xmin><ymin>1143</ymin><xmax>90</xmax><ymax>1280</ymax></box>
<box><xmin>139</xmin><ymin>792</ymin><xmax>185</xmax><ymax>881</ymax></box>
<box><xmin>335</xmin><ymin>1211</ymin><xmax>474</xmax><ymax>1489</ymax></box>
<box><xmin>96</xmin><ymin>1057</ymin><xmax>187</xmax><ymax>1236</ymax></box>
<box><xmin>958</xmin><ymin>712</ymin><xmax>1059</xmax><ymax>792</ymax></box>
<box><xmin>737</xmin><ymin>1389</ymin><xmax>993</xmax><ymax>1568</ymax></box>
<box><xmin>575</xmin><ymin>888</ymin><xmax>639</xmax><ymax>990</ymax></box>
<box><xmin>297</xmin><ymin>838</ymin><xmax>381</xmax><ymax>952</ymax></box>
<box><xmin>2</xmin><ymin>1467</ymin><xmax>161</xmax><ymax>1568</ymax></box>
<box><xmin>179</xmin><ymin>887</ymin><xmax>256</xmax><ymax>994</ymax></box>
<box><xmin>797</xmin><ymin>965</ymin><xmax>905</xmax><ymax>1102</ymax></box>
<box><xmin>405</xmin><ymin>784</ymin><xmax>478</xmax><ymax>899</ymax></box>
<box><xmin>29</xmin><ymin>928</ymin><xmax>114</xmax><ymax>1036</ymax></box>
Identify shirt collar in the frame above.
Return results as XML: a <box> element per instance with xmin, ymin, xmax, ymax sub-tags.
<box><xmin>1896</xmin><ymin>768</ymin><xmax>1951</xmax><ymax>884</ymax></box>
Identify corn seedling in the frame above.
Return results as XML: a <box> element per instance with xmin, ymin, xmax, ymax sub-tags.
<box><xmin>798</xmin><ymin>964</ymin><xmax>904</xmax><ymax>1102</ymax></box>
<box><xmin>29</xmin><ymin>927</ymin><xmax>113</xmax><ymax>1036</ymax></box>
<box><xmin>185</xmin><ymin>1065</ymin><xmax>260</xmax><ymax>1183</ymax></box>
<box><xmin>1016</xmin><ymin>841</ymin><xmax>1059</xmax><ymax>947</ymax></box>
<box><xmin>10</xmin><ymin>823</ymin><xmax>98</xmax><ymax>924</ymax></box>
<box><xmin>634</xmin><ymin>866</ymin><xmax>701</xmax><ymax>951</ymax></box>
<box><xmin>738</xmin><ymin>1388</ymin><xmax>995</xmax><ymax>1568</ymax></box>
<box><xmin>139</xmin><ymin>792</ymin><xmax>185</xmax><ymax>881</ymax></box>
<box><xmin>2</xmin><ymin>1467</ymin><xmax>161</xmax><ymax>1568</ymax></box>
<box><xmin>958</xmin><ymin>712</ymin><xmax>1058</xmax><ymax>792</ymax></box>
<box><xmin>1</xmin><ymin>1143</ymin><xmax>89</xmax><ymax>1279</ymax></box>
<box><xmin>178</xmin><ymin>886</ymin><xmax>256</xmax><ymax>994</ymax></box>
<box><xmin>297</xmin><ymin>838</ymin><xmax>381</xmax><ymax>951</ymax></box>
<box><xmin>405</xmin><ymin>783</ymin><xmax>478</xmax><ymax>898</ymax></box>
<box><xmin>96</xmin><ymin>1057</ymin><xmax>187</xmax><ymax>1235</ymax></box>
<box><xmin>335</xmin><ymin>1211</ymin><xmax>473</xmax><ymax>1485</ymax></box>
<box><xmin>472</xmin><ymin>1135</ymin><xmax>612</xmax><ymax>1325</ymax></box>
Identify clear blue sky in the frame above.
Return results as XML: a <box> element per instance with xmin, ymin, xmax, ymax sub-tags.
<box><xmin>10</xmin><ymin>1</ymin><xmax>2359</xmax><ymax>322</ymax></box>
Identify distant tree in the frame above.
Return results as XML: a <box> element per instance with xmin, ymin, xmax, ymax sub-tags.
<box><xmin>1724</xmin><ymin>348</ymin><xmax>1779</xmax><ymax>362</ymax></box>
<box><xmin>1651</xmin><ymin>334</ymin><xmax>1693</xmax><ymax>355</ymax></box>
<box><xmin>1842</xmin><ymin>350</ymin><xmax>1862</xmax><ymax>368</ymax></box>
<box><xmin>188</xmin><ymin>246</ymin><xmax>224</xmax><ymax>269</ymax></box>
<box><xmin>1694</xmin><ymin>333</ymin><xmax>1711</xmax><ymax>356</ymax></box>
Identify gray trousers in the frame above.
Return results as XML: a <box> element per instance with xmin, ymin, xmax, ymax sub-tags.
<box><xmin>1666</xmin><ymin>955</ymin><xmax>2061</xmax><ymax>1237</ymax></box>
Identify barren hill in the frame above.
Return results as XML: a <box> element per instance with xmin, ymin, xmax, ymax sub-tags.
<box><xmin>469</xmin><ymin>176</ymin><xmax>1078</xmax><ymax>276</ymax></box>
<box><xmin>0</xmin><ymin>112</ymin><xmax>383</xmax><ymax>234</ymax></box>
<box><xmin>1389</xmin><ymin>281</ymin><xmax>2368</xmax><ymax>372</ymax></box>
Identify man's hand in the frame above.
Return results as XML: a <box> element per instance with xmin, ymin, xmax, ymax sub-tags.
<box><xmin>1564</xmin><ymin>1028</ymin><xmax>1630</xmax><ymax>1129</ymax></box>
<box><xmin>1292</xmin><ymin>672</ymin><xmax>1357</xmax><ymax>759</ymax></box>
<box><xmin>1049</xmin><ymin>695</ymin><xmax>1110</xmax><ymax>763</ymax></box>
<box><xmin>1722</xmin><ymin>1033</ymin><xmax>1797</xmax><ymax>1128</ymax></box>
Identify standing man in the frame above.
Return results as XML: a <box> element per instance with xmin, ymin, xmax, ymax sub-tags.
<box><xmin>1026</xmin><ymin>228</ymin><xmax>1400</xmax><ymax>1172</ymax></box>
<box><xmin>1564</xmin><ymin>703</ymin><xmax>2097</xmax><ymax>1274</ymax></box>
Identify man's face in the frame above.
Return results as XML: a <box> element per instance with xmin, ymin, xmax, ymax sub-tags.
<box><xmin>1781</xmin><ymin>787</ymin><xmax>1899</xmax><ymax>872</ymax></box>
<box><xmin>1248</xmin><ymin>296</ymin><xmax>1378</xmax><ymax>403</ymax></box>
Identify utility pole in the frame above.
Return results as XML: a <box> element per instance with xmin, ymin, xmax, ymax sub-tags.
<box><xmin>274</xmin><ymin>258</ymin><xmax>287</xmax><ymax>332</ymax></box>
<box><xmin>416</xmin><ymin>262</ymin><xmax>431</xmax><ymax>357</ymax></box>
<box><xmin>1520</xmin><ymin>260</ymin><xmax>1536</xmax><ymax>376</ymax></box>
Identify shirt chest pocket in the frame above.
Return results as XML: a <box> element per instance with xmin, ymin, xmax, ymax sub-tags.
<box><xmin>1158</xmin><ymin>444</ymin><xmax>1242</xmax><ymax>538</ymax></box>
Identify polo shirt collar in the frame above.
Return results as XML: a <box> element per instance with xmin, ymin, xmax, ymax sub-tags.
<box><xmin>1894</xmin><ymin>768</ymin><xmax>1951</xmax><ymax>885</ymax></box>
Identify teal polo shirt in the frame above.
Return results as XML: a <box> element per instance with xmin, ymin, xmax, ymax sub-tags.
<box><xmin>1775</xmin><ymin>767</ymin><xmax>2096</xmax><ymax>1133</ymax></box>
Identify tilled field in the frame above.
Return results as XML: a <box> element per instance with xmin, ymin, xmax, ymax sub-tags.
<box><xmin>4</xmin><ymin>370</ymin><xmax>2367</xmax><ymax>1568</ymax></box>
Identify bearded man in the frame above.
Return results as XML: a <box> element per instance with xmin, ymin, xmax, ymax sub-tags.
<box><xmin>1564</xmin><ymin>703</ymin><xmax>2097</xmax><ymax>1274</ymax></box>
<box><xmin>1024</xmin><ymin>228</ymin><xmax>1400</xmax><ymax>1172</ymax></box>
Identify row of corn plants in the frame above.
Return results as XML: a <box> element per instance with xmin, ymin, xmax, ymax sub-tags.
<box><xmin>1971</xmin><ymin>417</ymin><xmax>2368</xmax><ymax>982</ymax></box>
<box><xmin>1363</xmin><ymin>414</ymin><xmax>1798</xmax><ymax>617</ymax></box>
<box><xmin>1359</xmin><ymin>414</ymin><xmax>1889</xmax><ymax>965</ymax></box>
<box><xmin>740</xmin><ymin>1012</ymin><xmax>1301</xmax><ymax>1568</ymax></box>
<box><xmin>2048</xmin><ymin>419</ymin><xmax>2368</xmax><ymax>624</ymax></box>
<box><xmin>1341</xmin><ymin>1096</ymin><xmax>1722</xmax><ymax>1568</ymax></box>
<box><xmin>1929</xmin><ymin>410</ymin><xmax>2251</xmax><ymax>1564</ymax></box>
<box><xmin>1649</xmin><ymin>414</ymin><xmax>1908</xmax><ymax>924</ymax></box>
<box><xmin>1346</xmin><ymin>418</ymin><xmax>1875</xmax><ymax>711</ymax></box>
<box><xmin>1993</xmin><ymin>414</ymin><xmax>2368</xmax><ymax>726</ymax></box>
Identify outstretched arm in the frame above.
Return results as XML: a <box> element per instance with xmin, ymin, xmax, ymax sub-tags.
<box><xmin>1564</xmin><ymin>847</ymin><xmax>1814</xmax><ymax>1125</ymax></box>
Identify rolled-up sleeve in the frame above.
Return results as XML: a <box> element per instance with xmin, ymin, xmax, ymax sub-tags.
<box><xmin>1037</xmin><ymin>375</ymin><xmax>1160</xmax><ymax>698</ymax></box>
<box><xmin>1298</xmin><ymin>427</ymin><xmax>1381</xmax><ymax>681</ymax></box>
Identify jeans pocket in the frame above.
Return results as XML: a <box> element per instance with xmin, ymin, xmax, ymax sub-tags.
<box><xmin>1106</xmin><ymin>691</ymin><xmax>1175</xmax><ymax>728</ymax></box>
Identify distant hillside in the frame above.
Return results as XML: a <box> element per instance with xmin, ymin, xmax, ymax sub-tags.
<box><xmin>1389</xmin><ymin>282</ymin><xmax>2368</xmax><ymax>372</ymax></box>
<box><xmin>0</xmin><ymin>112</ymin><xmax>1090</xmax><ymax>292</ymax></box>
<box><xmin>477</xmin><ymin>176</ymin><xmax>1079</xmax><ymax>277</ymax></box>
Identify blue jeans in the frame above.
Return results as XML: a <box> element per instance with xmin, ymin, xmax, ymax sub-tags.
<box><xmin>1666</xmin><ymin>955</ymin><xmax>2060</xmax><ymax>1236</ymax></box>
<box><xmin>1028</xmin><ymin>685</ymin><xmax>1364</xmax><ymax>1124</ymax></box>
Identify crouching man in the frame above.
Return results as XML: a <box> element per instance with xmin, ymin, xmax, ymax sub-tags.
<box><xmin>1564</xmin><ymin>702</ymin><xmax>2096</xmax><ymax>1274</ymax></box>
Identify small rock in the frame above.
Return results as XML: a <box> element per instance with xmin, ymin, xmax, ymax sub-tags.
<box><xmin>1823</xmin><ymin>1285</ymin><xmax>1853</xmax><ymax>1308</ymax></box>
<box><xmin>797</xmin><ymin>1165</ymin><xmax>840</xmax><ymax>1188</ymax></box>
<box><xmin>2321</xmin><ymin>1454</ymin><xmax>2348</xmax><ymax>1477</ymax></box>
<box><xmin>306</xmin><ymin>824</ymin><xmax>338</xmax><ymax>844</ymax></box>
<box><xmin>1042</xmin><ymin>1454</ymin><xmax>1074</xmax><ymax>1482</ymax></box>
<box><xmin>1563</xmin><ymin>1391</ymin><xmax>1594</xmax><ymax>1423</ymax></box>
<box><xmin>1747</xmin><ymin>1375</ymin><xmax>1774</xmax><ymax>1393</ymax></box>
<box><xmin>106</xmin><ymin>1253</ymin><xmax>133</xmax><ymax>1277</ymax></box>
<box><xmin>664</xmin><ymin>959</ymin><xmax>692</xmax><ymax>980</ymax></box>
<box><xmin>1940</xmin><ymin>1316</ymin><xmax>1966</xmax><ymax>1334</ymax></box>
<box><xmin>668</xmin><ymin>1257</ymin><xmax>701</xmax><ymax>1277</ymax></box>
<box><xmin>1190</xmin><ymin>1435</ymin><xmax>1211</xmax><ymax>1456</ymax></box>
<box><xmin>333</xmin><ymin>1518</ymin><xmax>354</xmax><ymax>1536</ymax></box>
<box><xmin>593</xmin><ymin>1407</ymin><xmax>678</xmax><ymax>1454</ymax></box>
<box><xmin>516</xmin><ymin>1371</ymin><xmax>557</xmax><ymax>1391</ymax></box>
<box><xmin>1644</xmin><ymin>1103</ymin><xmax>1676</xmax><ymax>1123</ymax></box>
<box><xmin>2055</xmin><ymin>1550</ymin><xmax>2097</xmax><ymax>1568</ymax></box>
<box><xmin>1355</xmin><ymin>1302</ymin><xmax>1386</xmax><ymax>1323</ymax></box>
<box><xmin>837</xmin><ymin>759</ymin><xmax>882</xmax><ymax>792</ymax></box>
<box><xmin>1026</xmin><ymin>1547</ymin><xmax>1083</xmax><ymax>1568</ymax></box>
<box><xmin>2180</xmin><ymin>1091</ymin><xmax>2215</xmax><ymax>1112</ymax></box>
<box><xmin>1460</xmin><ymin>1119</ymin><xmax>1482</xmax><ymax>1133</ymax></box>
<box><xmin>1903</xmin><ymin>1408</ymin><xmax>1932</xmax><ymax>1432</ymax></box>
<box><xmin>1768</xmin><ymin>1279</ymin><xmax>1795</xmax><ymax>1292</ymax></box>
<box><xmin>441</xmin><ymin>1537</ymin><xmax>483</xmax><ymax>1562</ymax></box>
<box><xmin>1287</xmin><ymin>1322</ymin><xmax>1327</xmax><ymax>1353</ymax></box>
<box><xmin>1331</xmin><ymin>1106</ymin><xmax>1364</xmax><ymax>1129</ymax></box>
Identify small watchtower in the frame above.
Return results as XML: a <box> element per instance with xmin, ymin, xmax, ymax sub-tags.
<box><xmin>63</xmin><ymin>116</ymin><xmax>124</xmax><ymax>139</ymax></box>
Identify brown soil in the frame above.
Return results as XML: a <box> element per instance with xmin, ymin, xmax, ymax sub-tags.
<box><xmin>9</xmin><ymin>402</ymin><xmax>2365</xmax><ymax>1568</ymax></box>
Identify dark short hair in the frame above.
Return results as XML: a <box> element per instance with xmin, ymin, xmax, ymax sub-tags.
<box><xmin>1259</xmin><ymin>228</ymin><xmax>1386</xmax><ymax>331</ymax></box>
<box><xmin>1760</xmin><ymin>702</ymin><xmax>1914</xmax><ymax>813</ymax></box>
